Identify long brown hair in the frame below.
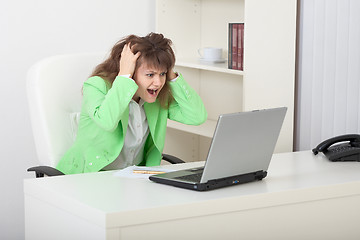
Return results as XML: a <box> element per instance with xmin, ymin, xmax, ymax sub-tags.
<box><xmin>91</xmin><ymin>32</ymin><xmax>176</xmax><ymax>108</ymax></box>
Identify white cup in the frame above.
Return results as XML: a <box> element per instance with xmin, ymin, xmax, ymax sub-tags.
<box><xmin>198</xmin><ymin>47</ymin><xmax>222</xmax><ymax>61</ymax></box>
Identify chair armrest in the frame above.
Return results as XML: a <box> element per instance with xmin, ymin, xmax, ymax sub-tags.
<box><xmin>27</xmin><ymin>166</ymin><xmax>65</xmax><ymax>178</ymax></box>
<box><xmin>28</xmin><ymin>156</ymin><xmax>183</xmax><ymax>177</ymax></box>
<box><xmin>162</xmin><ymin>154</ymin><xmax>185</xmax><ymax>164</ymax></box>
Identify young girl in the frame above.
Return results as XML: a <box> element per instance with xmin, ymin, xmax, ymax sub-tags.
<box><xmin>56</xmin><ymin>33</ymin><xmax>207</xmax><ymax>174</ymax></box>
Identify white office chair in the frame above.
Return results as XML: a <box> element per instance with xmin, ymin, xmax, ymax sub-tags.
<box><xmin>27</xmin><ymin>53</ymin><xmax>183</xmax><ymax>177</ymax></box>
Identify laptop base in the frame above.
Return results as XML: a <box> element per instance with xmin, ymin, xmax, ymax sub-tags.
<box><xmin>150</xmin><ymin>170</ymin><xmax>267</xmax><ymax>191</ymax></box>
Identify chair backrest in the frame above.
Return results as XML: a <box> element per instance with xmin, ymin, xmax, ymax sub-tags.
<box><xmin>27</xmin><ymin>53</ymin><xmax>107</xmax><ymax>167</ymax></box>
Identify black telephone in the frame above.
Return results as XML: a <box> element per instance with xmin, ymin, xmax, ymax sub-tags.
<box><xmin>312</xmin><ymin>134</ymin><xmax>360</xmax><ymax>162</ymax></box>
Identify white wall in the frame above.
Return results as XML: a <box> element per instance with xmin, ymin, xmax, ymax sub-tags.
<box><xmin>296</xmin><ymin>0</ymin><xmax>360</xmax><ymax>150</ymax></box>
<box><xmin>0</xmin><ymin>0</ymin><xmax>155</xmax><ymax>239</ymax></box>
<box><xmin>8</xmin><ymin>0</ymin><xmax>359</xmax><ymax>237</ymax></box>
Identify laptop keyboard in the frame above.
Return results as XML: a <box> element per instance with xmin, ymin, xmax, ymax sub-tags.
<box><xmin>175</xmin><ymin>172</ymin><xmax>202</xmax><ymax>182</ymax></box>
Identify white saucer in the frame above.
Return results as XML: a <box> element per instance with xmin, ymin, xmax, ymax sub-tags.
<box><xmin>199</xmin><ymin>58</ymin><xmax>226</xmax><ymax>63</ymax></box>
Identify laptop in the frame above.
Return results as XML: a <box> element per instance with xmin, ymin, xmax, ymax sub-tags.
<box><xmin>149</xmin><ymin>107</ymin><xmax>287</xmax><ymax>191</ymax></box>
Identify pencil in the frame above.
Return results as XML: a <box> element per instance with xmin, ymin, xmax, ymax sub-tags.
<box><xmin>133</xmin><ymin>170</ymin><xmax>166</xmax><ymax>174</ymax></box>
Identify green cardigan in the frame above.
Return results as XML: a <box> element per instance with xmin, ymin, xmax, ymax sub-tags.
<box><xmin>56</xmin><ymin>74</ymin><xmax>207</xmax><ymax>174</ymax></box>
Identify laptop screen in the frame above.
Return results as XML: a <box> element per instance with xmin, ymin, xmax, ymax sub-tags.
<box><xmin>201</xmin><ymin>107</ymin><xmax>287</xmax><ymax>183</ymax></box>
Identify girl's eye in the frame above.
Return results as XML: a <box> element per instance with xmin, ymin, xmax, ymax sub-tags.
<box><xmin>160</xmin><ymin>72</ymin><xmax>167</xmax><ymax>76</ymax></box>
<box><xmin>146</xmin><ymin>73</ymin><xmax>154</xmax><ymax>77</ymax></box>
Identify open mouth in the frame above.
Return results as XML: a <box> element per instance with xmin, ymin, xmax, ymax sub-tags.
<box><xmin>147</xmin><ymin>89</ymin><xmax>158</xmax><ymax>96</ymax></box>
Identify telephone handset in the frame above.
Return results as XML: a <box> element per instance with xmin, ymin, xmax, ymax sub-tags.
<box><xmin>312</xmin><ymin>134</ymin><xmax>360</xmax><ymax>162</ymax></box>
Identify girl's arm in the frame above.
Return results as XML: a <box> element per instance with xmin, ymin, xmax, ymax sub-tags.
<box><xmin>168</xmin><ymin>74</ymin><xmax>207</xmax><ymax>125</ymax></box>
<box><xmin>82</xmin><ymin>76</ymin><xmax>138</xmax><ymax>132</ymax></box>
<box><xmin>82</xmin><ymin>43</ymin><xmax>141</xmax><ymax>132</ymax></box>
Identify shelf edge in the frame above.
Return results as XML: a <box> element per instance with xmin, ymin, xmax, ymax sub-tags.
<box><xmin>167</xmin><ymin>119</ymin><xmax>217</xmax><ymax>138</ymax></box>
<box><xmin>176</xmin><ymin>60</ymin><xmax>244</xmax><ymax>76</ymax></box>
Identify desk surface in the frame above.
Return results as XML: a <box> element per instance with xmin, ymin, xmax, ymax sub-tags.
<box><xmin>24</xmin><ymin>151</ymin><xmax>360</xmax><ymax>230</ymax></box>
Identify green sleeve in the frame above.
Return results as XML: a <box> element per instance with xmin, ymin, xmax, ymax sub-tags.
<box><xmin>168</xmin><ymin>74</ymin><xmax>207</xmax><ymax>125</ymax></box>
<box><xmin>82</xmin><ymin>76</ymin><xmax>138</xmax><ymax>132</ymax></box>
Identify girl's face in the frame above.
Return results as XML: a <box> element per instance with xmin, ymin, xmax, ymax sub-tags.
<box><xmin>132</xmin><ymin>62</ymin><xmax>167</xmax><ymax>103</ymax></box>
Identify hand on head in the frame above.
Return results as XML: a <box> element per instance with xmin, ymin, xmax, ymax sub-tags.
<box><xmin>118</xmin><ymin>43</ymin><xmax>141</xmax><ymax>78</ymax></box>
<box><xmin>167</xmin><ymin>70</ymin><xmax>178</xmax><ymax>81</ymax></box>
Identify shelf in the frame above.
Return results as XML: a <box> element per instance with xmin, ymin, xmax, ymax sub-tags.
<box><xmin>159</xmin><ymin>0</ymin><xmax>296</xmax><ymax>155</ymax></box>
<box><xmin>167</xmin><ymin>119</ymin><xmax>217</xmax><ymax>138</ymax></box>
<box><xmin>176</xmin><ymin>58</ymin><xmax>244</xmax><ymax>76</ymax></box>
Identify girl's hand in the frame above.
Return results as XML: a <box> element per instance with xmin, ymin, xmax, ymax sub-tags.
<box><xmin>118</xmin><ymin>43</ymin><xmax>141</xmax><ymax>78</ymax></box>
<box><xmin>167</xmin><ymin>70</ymin><xmax>178</xmax><ymax>81</ymax></box>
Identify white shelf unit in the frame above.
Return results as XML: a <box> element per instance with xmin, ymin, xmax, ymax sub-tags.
<box><xmin>157</xmin><ymin>0</ymin><xmax>297</xmax><ymax>162</ymax></box>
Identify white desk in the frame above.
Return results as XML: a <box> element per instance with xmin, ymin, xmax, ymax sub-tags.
<box><xmin>24</xmin><ymin>151</ymin><xmax>360</xmax><ymax>240</ymax></box>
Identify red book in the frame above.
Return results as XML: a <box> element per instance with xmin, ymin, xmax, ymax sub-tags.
<box><xmin>228</xmin><ymin>23</ymin><xmax>244</xmax><ymax>70</ymax></box>
<box><xmin>232</xmin><ymin>24</ymin><xmax>238</xmax><ymax>70</ymax></box>
<box><xmin>237</xmin><ymin>23</ymin><xmax>244</xmax><ymax>70</ymax></box>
